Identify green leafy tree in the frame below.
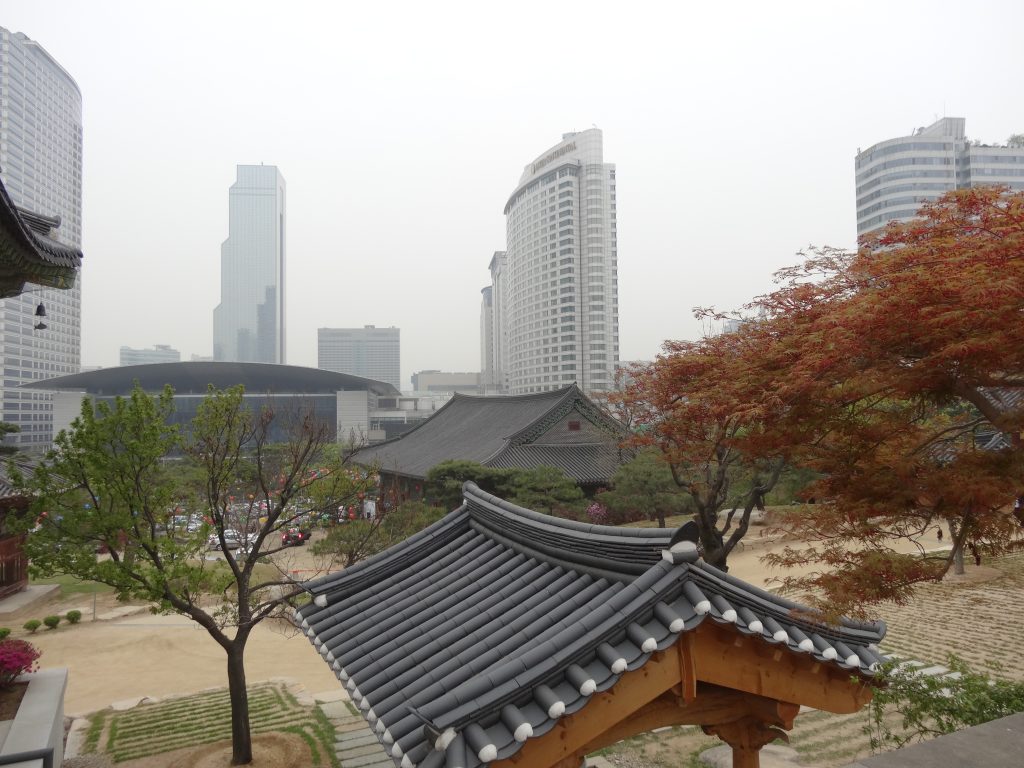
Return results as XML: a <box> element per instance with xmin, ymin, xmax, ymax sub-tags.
<box><xmin>0</xmin><ymin>422</ymin><xmax>20</xmax><ymax>456</ymax></box>
<box><xmin>505</xmin><ymin>466</ymin><xmax>585</xmax><ymax>516</ymax></box>
<box><xmin>425</xmin><ymin>460</ymin><xmax>519</xmax><ymax>510</ymax></box>
<box><xmin>14</xmin><ymin>384</ymin><xmax>367</xmax><ymax>765</ymax></box>
<box><xmin>866</xmin><ymin>655</ymin><xmax>1024</xmax><ymax>751</ymax></box>
<box><xmin>599</xmin><ymin>450</ymin><xmax>691</xmax><ymax>527</ymax></box>
<box><xmin>312</xmin><ymin>500</ymin><xmax>445</xmax><ymax>567</ymax></box>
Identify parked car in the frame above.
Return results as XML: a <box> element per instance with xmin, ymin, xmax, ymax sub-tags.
<box><xmin>281</xmin><ymin>527</ymin><xmax>310</xmax><ymax>547</ymax></box>
<box><xmin>207</xmin><ymin>530</ymin><xmax>244</xmax><ymax>550</ymax></box>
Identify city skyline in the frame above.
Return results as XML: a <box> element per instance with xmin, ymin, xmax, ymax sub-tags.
<box><xmin>1</xmin><ymin>2</ymin><xmax>1021</xmax><ymax>390</ymax></box>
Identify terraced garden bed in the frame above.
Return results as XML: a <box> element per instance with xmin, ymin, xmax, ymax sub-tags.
<box><xmin>80</xmin><ymin>682</ymin><xmax>338</xmax><ymax>766</ymax></box>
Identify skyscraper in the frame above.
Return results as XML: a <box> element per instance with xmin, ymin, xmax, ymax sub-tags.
<box><xmin>480</xmin><ymin>250</ymin><xmax>508</xmax><ymax>393</ymax></box>
<box><xmin>318</xmin><ymin>326</ymin><xmax>401</xmax><ymax>390</ymax></box>
<box><xmin>856</xmin><ymin>117</ymin><xmax>1024</xmax><ymax>237</ymax></box>
<box><xmin>0</xmin><ymin>28</ymin><xmax>83</xmax><ymax>448</ymax></box>
<box><xmin>491</xmin><ymin>129</ymin><xmax>618</xmax><ymax>395</ymax></box>
<box><xmin>213</xmin><ymin>165</ymin><xmax>286</xmax><ymax>363</ymax></box>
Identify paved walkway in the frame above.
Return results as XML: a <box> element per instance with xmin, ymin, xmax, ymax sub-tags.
<box><xmin>317</xmin><ymin>694</ymin><xmax>393</xmax><ymax>767</ymax></box>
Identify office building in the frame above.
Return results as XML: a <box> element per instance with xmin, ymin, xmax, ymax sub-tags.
<box><xmin>213</xmin><ymin>165</ymin><xmax>286</xmax><ymax>363</ymax></box>
<box><xmin>492</xmin><ymin>129</ymin><xmax>618</xmax><ymax>395</ymax></box>
<box><xmin>0</xmin><ymin>28</ymin><xmax>83</xmax><ymax>448</ymax></box>
<box><xmin>410</xmin><ymin>370</ymin><xmax>480</xmax><ymax>394</ymax></box>
<box><xmin>119</xmin><ymin>344</ymin><xmax>180</xmax><ymax>366</ymax></box>
<box><xmin>856</xmin><ymin>117</ymin><xmax>1024</xmax><ymax>236</ymax></box>
<box><xmin>479</xmin><ymin>286</ymin><xmax>494</xmax><ymax>390</ymax></box>
<box><xmin>318</xmin><ymin>326</ymin><xmax>401</xmax><ymax>391</ymax></box>
<box><xmin>480</xmin><ymin>251</ymin><xmax>508</xmax><ymax>392</ymax></box>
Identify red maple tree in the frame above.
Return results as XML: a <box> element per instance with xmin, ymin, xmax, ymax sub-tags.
<box><xmin>622</xmin><ymin>187</ymin><xmax>1024</xmax><ymax>615</ymax></box>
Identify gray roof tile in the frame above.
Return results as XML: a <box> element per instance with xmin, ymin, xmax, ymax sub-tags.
<box><xmin>351</xmin><ymin>385</ymin><xmax>627</xmax><ymax>483</ymax></box>
<box><xmin>299</xmin><ymin>481</ymin><xmax>886</xmax><ymax>767</ymax></box>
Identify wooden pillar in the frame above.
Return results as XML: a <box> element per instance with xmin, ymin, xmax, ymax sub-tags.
<box><xmin>702</xmin><ymin>717</ymin><xmax>789</xmax><ymax>768</ymax></box>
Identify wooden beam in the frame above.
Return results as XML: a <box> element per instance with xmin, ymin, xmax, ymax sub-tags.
<box><xmin>580</xmin><ymin>684</ymin><xmax>798</xmax><ymax>754</ymax></box>
<box><xmin>690</xmin><ymin>623</ymin><xmax>873</xmax><ymax>713</ymax></box>
<box><xmin>492</xmin><ymin>622</ymin><xmax>871</xmax><ymax>768</ymax></box>
<box><xmin>703</xmin><ymin>717</ymin><xmax>792</xmax><ymax>768</ymax></box>
<box><xmin>678</xmin><ymin>631</ymin><xmax>696</xmax><ymax>703</ymax></box>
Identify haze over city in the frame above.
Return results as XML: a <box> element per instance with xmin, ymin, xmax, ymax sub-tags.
<box><xmin>3</xmin><ymin>0</ymin><xmax>1022</xmax><ymax>389</ymax></box>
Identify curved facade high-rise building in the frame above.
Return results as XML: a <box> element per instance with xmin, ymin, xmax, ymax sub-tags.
<box><xmin>213</xmin><ymin>165</ymin><xmax>286</xmax><ymax>363</ymax></box>
<box><xmin>0</xmin><ymin>28</ymin><xmax>83</xmax><ymax>448</ymax></box>
<box><xmin>856</xmin><ymin>117</ymin><xmax>1024</xmax><ymax>237</ymax></box>
<box><xmin>500</xmin><ymin>129</ymin><xmax>618</xmax><ymax>395</ymax></box>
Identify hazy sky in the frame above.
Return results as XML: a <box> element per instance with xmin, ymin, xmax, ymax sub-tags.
<box><xmin>3</xmin><ymin>1</ymin><xmax>1022</xmax><ymax>389</ymax></box>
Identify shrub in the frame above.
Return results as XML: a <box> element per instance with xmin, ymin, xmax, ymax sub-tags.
<box><xmin>65</xmin><ymin>610</ymin><xmax>82</xmax><ymax>625</ymax></box>
<box><xmin>22</xmin><ymin>620</ymin><xmax>40</xmax><ymax>634</ymax></box>
<box><xmin>0</xmin><ymin>639</ymin><xmax>40</xmax><ymax>687</ymax></box>
<box><xmin>866</xmin><ymin>655</ymin><xmax>1024</xmax><ymax>751</ymax></box>
<box><xmin>43</xmin><ymin>616</ymin><xmax>61</xmax><ymax>630</ymax></box>
<box><xmin>0</xmin><ymin>629</ymin><xmax>9</xmax><ymax>641</ymax></box>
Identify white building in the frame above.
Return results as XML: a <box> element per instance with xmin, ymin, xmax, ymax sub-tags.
<box><xmin>495</xmin><ymin>129</ymin><xmax>619</xmax><ymax>395</ymax></box>
<box><xmin>119</xmin><ymin>344</ymin><xmax>180</xmax><ymax>366</ymax></box>
<box><xmin>410</xmin><ymin>370</ymin><xmax>480</xmax><ymax>394</ymax></box>
<box><xmin>213</xmin><ymin>165</ymin><xmax>286</xmax><ymax>363</ymax></box>
<box><xmin>318</xmin><ymin>326</ymin><xmax>401</xmax><ymax>391</ymax></box>
<box><xmin>481</xmin><ymin>251</ymin><xmax>509</xmax><ymax>393</ymax></box>
<box><xmin>856</xmin><ymin>117</ymin><xmax>1024</xmax><ymax>237</ymax></box>
<box><xmin>0</xmin><ymin>28</ymin><xmax>83</xmax><ymax>448</ymax></box>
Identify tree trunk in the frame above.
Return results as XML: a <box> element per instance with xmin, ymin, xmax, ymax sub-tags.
<box><xmin>227</xmin><ymin>641</ymin><xmax>252</xmax><ymax>765</ymax></box>
<box><xmin>952</xmin><ymin>543</ymin><xmax>965</xmax><ymax>576</ymax></box>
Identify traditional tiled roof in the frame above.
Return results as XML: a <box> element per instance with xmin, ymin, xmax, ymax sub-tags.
<box><xmin>351</xmin><ymin>385</ymin><xmax>627</xmax><ymax>483</ymax></box>
<box><xmin>486</xmin><ymin>443</ymin><xmax>625</xmax><ymax>484</ymax></box>
<box><xmin>0</xmin><ymin>173</ymin><xmax>81</xmax><ymax>297</ymax></box>
<box><xmin>298</xmin><ymin>483</ymin><xmax>886</xmax><ymax>768</ymax></box>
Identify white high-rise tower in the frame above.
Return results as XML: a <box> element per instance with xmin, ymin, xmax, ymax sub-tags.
<box><xmin>856</xmin><ymin>118</ymin><xmax>1024</xmax><ymax>237</ymax></box>
<box><xmin>0</xmin><ymin>28</ymin><xmax>83</xmax><ymax>448</ymax></box>
<box><xmin>497</xmin><ymin>129</ymin><xmax>618</xmax><ymax>395</ymax></box>
<box><xmin>213</xmin><ymin>165</ymin><xmax>286</xmax><ymax>363</ymax></box>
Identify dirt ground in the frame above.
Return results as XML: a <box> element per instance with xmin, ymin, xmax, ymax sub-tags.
<box><xmin>2</xmin><ymin>537</ymin><xmax>344</xmax><ymax>717</ymax></box>
<box><xmin>0</xmin><ymin>524</ymin><xmax>959</xmax><ymax>719</ymax></box>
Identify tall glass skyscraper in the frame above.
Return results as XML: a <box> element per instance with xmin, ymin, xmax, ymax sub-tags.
<box><xmin>491</xmin><ymin>129</ymin><xmax>618</xmax><ymax>395</ymax></box>
<box><xmin>856</xmin><ymin>117</ymin><xmax>1024</xmax><ymax>237</ymax></box>
<box><xmin>213</xmin><ymin>165</ymin><xmax>286</xmax><ymax>363</ymax></box>
<box><xmin>0</xmin><ymin>28</ymin><xmax>83</xmax><ymax>448</ymax></box>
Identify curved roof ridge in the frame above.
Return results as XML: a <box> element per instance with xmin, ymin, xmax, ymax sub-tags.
<box><xmin>463</xmin><ymin>481</ymin><xmax>671</xmax><ymax>543</ymax></box>
<box><xmin>356</xmin><ymin>387</ymin><xmax>576</xmax><ymax>460</ymax></box>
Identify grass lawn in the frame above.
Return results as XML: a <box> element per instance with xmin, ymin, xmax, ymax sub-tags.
<box><xmin>30</xmin><ymin>573</ymin><xmax>114</xmax><ymax>596</ymax></box>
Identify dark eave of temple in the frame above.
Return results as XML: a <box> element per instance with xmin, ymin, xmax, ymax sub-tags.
<box><xmin>297</xmin><ymin>482</ymin><xmax>886</xmax><ymax>768</ymax></box>
<box><xmin>0</xmin><ymin>173</ymin><xmax>82</xmax><ymax>298</ymax></box>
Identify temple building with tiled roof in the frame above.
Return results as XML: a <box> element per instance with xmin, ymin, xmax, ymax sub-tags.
<box><xmin>298</xmin><ymin>483</ymin><xmax>886</xmax><ymax>768</ymax></box>
<box><xmin>351</xmin><ymin>384</ymin><xmax>629</xmax><ymax>494</ymax></box>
